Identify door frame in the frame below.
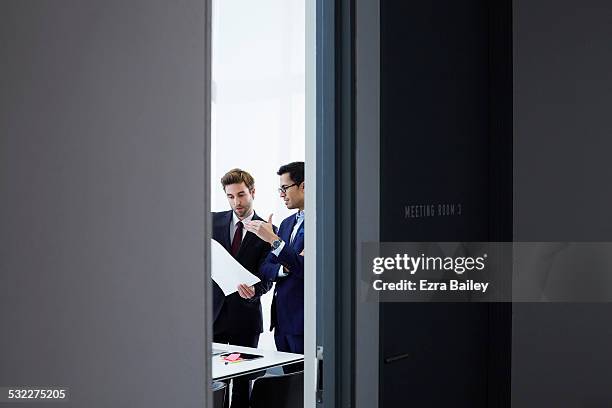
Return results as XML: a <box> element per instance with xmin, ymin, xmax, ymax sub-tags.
<box><xmin>312</xmin><ymin>0</ymin><xmax>356</xmax><ymax>406</ymax></box>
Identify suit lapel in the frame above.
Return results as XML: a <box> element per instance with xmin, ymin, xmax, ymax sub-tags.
<box><xmin>282</xmin><ymin>212</ymin><xmax>304</xmax><ymax>250</ymax></box>
<box><xmin>220</xmin><ymin>211</ymin><xmax>232</xmax><ymax>251</ymax></box>
<box><xmin>283</xmin><ymin>214</ymin><xmax>297</xmax><ymax>242</ymax></box>
<box><xmin>291</xmin><ymin>221</ymin><xmax>304</xmax><ymax>250</ymax></box>
<box><xmin>238</xmin><ymin>232</ymin><xmax>254</xmax><ymax>258</ymax></box>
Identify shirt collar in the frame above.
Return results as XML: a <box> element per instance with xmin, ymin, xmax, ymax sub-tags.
<box><xmin>233</xmin><ymin>210</ymin><xmax>254</xmax><ymax>226</ymax></box>
<box><xmin>296</xmin><ymin>210</ymin><xmax>305</xmax><ymax>222</ymax></box>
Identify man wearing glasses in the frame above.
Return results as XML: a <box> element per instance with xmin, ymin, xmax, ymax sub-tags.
<box><xmin>243</xmin><ymin>161</ymin><xmax>305</xmax><ymax>354</ymax></box>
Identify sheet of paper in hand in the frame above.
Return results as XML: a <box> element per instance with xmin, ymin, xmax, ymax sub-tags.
<box><xmin>211</xmin><ymin>239</ymin><xmax>261</xmax><ymax>295</ymax></box>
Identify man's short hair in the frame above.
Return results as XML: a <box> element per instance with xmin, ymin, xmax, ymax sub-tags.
<box><xmin>221</xmin><ymin>168</ymin><xmax>255</xmax><ymax>191</ymax></box>
<box><xmin>277</xmin><ymin>161</ymin><xmax>304</xmax><ymax>185</ymax></box>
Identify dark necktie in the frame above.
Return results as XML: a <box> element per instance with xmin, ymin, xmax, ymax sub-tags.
<box><xmin>231</xmin><ymin>221</ymin><xmax>243</xmax><ymax>257</ymax></box>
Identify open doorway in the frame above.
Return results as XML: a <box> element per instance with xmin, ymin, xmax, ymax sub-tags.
<box><xmin>209</xmin><ymin>0</ymin><xmax>313</xmax><ymax>406</ymax></box>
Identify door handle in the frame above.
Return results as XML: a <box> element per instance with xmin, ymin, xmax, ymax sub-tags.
<box><xmin>384</xmin><ymin>352</ymin><xmax>411</xmax><ymax>364</ymax></box>
<box><xmin>316</xmin><ymin>346</ymin><xmax>324</xmax><ymax>403</ymax></box>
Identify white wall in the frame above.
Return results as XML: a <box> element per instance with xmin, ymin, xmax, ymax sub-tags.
<box><xmin>211</xmin><ymin>0</ymin><xmax>305</xmax><ymax>350</ymax></box>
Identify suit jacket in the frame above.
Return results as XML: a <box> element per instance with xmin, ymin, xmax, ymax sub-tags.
<box><xmin>261</xmin><ymin>213</ymin><xmax>305</xmax><ymax>335</ymax></box>
<box><xmin>212</xmin><ymin>210</ymin><xmax>273</xmax><ymax>335</ymax></box>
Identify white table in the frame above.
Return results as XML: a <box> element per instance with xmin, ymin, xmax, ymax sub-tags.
<box><xmin>212</xmin><ymin>342</ymin><xmax>304</xmax><ymax>381</ymax></box>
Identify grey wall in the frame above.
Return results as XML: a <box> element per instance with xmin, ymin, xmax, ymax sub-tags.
<box><xmin>0</xmin><ymin>1</ymin><xmax>210</xmax><ymax>407</ymax></box>
<box><xmin>513</xmin><ymin>0</ymin><xmax>612</xmax><ymax>406</ymax></box>
<box><xmin>514</xmin><ymin>0</ymin><xmax>612</xmax><ymax>241</ymax></box>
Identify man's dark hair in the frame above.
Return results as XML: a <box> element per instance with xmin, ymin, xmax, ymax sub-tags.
<box><xmin>277</xmin><ymin>161</ymin><xmax>304</xmax><ymax>185</ymax></box>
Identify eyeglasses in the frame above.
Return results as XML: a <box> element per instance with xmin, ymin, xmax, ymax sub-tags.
<box><xmin>278</xmin><ymin>183</ymin><xmax>298</xmax><ymax>194</ymax></box>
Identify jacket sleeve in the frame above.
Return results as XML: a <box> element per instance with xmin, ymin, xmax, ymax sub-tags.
<box><xmin>274</xmin><ymin>244</ymin><xmax>304</xmax><ymax>280</ymax></box>
<box><xmin>260</xmin><ymin>251</ymin><xmax>282</xmax><ymax>282</ymax></box>
<box><xmin>259</xmin><ymin>224</ymin><xmax>285</xmax><ymax>282</ymax></box>
<box><xmin>251</xmin><ymin>241</ymin><xmax>274</xmax><ymax>299</ymax></box>
<box><xmin>252</xmin><ymin>224</ymin><xmax>278</xmax><ymax>299</ymax></box>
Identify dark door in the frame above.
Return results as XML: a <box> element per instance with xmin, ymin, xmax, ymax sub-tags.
<box><xmin>379</xmin><ymin>1</ymin><xmax>512</xmax><ymax>407</ymax></box>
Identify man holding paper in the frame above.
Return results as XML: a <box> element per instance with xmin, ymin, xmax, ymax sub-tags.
<box><xmin>212</xmin><ymin>168</ymin><xmax>273</xmax><ymax>408</ymax></box>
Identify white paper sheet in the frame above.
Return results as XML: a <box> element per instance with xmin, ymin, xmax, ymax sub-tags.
<box><xmin>211</xmin><ymin>239</ymin><xmax>261</xmax><ymax>295</ymax></box>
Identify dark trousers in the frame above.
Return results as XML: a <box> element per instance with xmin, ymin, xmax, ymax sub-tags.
<box><xmin>274</xmin><ymin>332</ymin><xmax>304</xmax><ymax>374</ymax></box>
<box><xmin>274</xmin><ymin>332</ymin><xmax>304</xmax><ymax>354</ymax></box>
<box><xmin>214</xmin><ymin>331</ymin><xmax>260</xmax><ymax>408</ymax></box>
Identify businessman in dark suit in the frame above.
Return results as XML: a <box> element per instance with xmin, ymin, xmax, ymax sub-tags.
<box><xmin>244</xmin><ymin>162</ymin><xmax>305</xmax><ymax>354</ymax></box>
<box><xmin>212</xmin><ymin>168</ymin><xmax>273</xmax><ymax>408</ymax></box>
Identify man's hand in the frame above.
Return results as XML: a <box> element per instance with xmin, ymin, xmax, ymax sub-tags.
<box><xmin>237</xmin><ymin>284</ymin><xmax>255</xmax><ymax>299</ymax></box>
<box><xmin>243</xmin><ymin>214</ymin><xmax>279</xmax><ymax>244</ymax></box>
<box><xmin>300</xmin><ymin>249</ymin><xmax>304</xmax><ymax>256</ymax></box>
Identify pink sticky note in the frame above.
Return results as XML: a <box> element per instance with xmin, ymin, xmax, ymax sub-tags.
<box><xmin>224</xmin><ymin>353</ymin><xmax>241</xmax><ymax>362</ymax></box>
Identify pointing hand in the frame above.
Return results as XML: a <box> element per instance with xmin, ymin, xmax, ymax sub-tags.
<box><xmin>243</xmin><ymin>214</ymin><xmax>279</xmax><ymax>244</ymax></box>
